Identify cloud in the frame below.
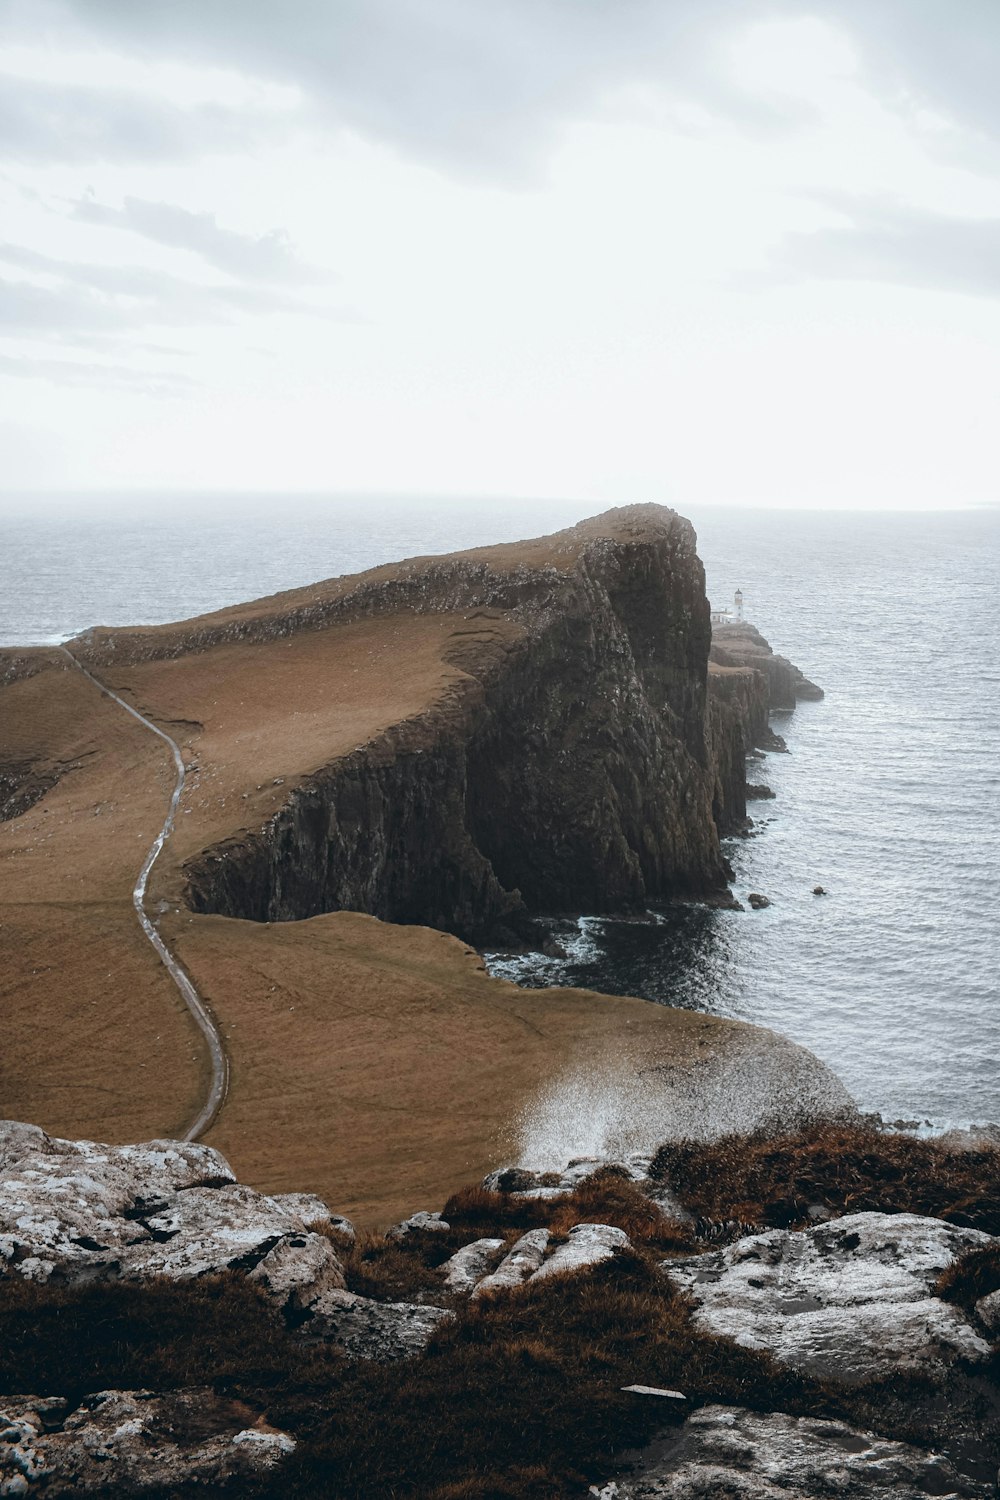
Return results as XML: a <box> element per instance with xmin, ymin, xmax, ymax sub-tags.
<box><xmin>0</xmin><ymin>349</ymin><xmax>197</xmax><ymax>394</ymax></box>
<box><xmin>0</xmin><ymin>71</ymin><xmax>283</xmax><ymax>164</ymax></box>
<box><xmin>776</xmin><ymin>198</ymin><xmax>1000</xmax><ymax>300</ymax></box>
<box><xmin>14</xmin><ymin>0</ymin><xmax>1000</xmax><ymax>178</ymax></box>
<box><xmin>70</xmin><ymin>195</ymin><xmax>328</xmax><ymax>282</ymax></box>
<box><xmin>0</xmin><ymin>1</ymin><xmax>792</xmax><ymax>178</ymax></box>
<box><xmin>0</xmin><ymin>242</ymin><xmax>347</xmax><ymax>331</ymax></box>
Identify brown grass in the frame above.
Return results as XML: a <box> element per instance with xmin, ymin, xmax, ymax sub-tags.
<box><xmin>936</xmin><ymin>1245</ymin><xmax>1000</xmax><ymax>1315</ymax></box>
<box><xmin>3</xmin><ymin>1257</ymin><xmax>817</xmax><ymax>1498</ymax></box>
<box><xmin>652</xmin><ymin>1124</ymin><xmax>1000</xmax><ymax>1234</ymax></box>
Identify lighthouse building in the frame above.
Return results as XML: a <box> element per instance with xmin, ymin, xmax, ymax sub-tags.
<box><xmin>710</xmin><ymin>589</ymin><xmax>745</xmax><ymax>626</ymax></box>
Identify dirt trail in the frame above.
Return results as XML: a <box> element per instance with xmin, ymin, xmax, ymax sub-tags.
<box><xmin>59</xmin><ymin>647</ymin><xmax>228</xmax><ymax>1141</ymax></box>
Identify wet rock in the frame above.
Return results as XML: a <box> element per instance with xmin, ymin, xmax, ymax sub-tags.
<box><xmin>662</xmin><ymin>1212</ymin><xmax>995</xmax><ymax>1385</ymax></box>
<box><xmin>0</xmin><ymin>1389</ymin><xmax>295</xmax><ymax>1495</ymax></box>
<box><xmin>532</xmin><ymin>1223</ymin><xmax>631</xmax><ymax>1282</ymax></box>
<box><xmin>385</xmin><ymin>1210</ymin><xmax>450</xmax><ymax>1242</ymax></box>
<box><xmin>0</xmin><ymin>1124</ymin><xmax>344</xmax><ymax>1314</ymax></box>
<box><xmin>813</xmin><ymin>885</ymin><xmax>826</xmax><ymax>895</ymax></box>
<box><xmin>440</xmin><ymin>1237</ymin><xmax>506</xmax><ymax>1294</ymax></box>
<box><xmin>596</xmin><ymin>1405</ymin><xmax>989</xmax><ymax>1498</ymax></box>
<box><xmin>745</xmin><ymin>784</ymin><xmax>775</xmax><ymax>800</ymax></box>
<box><xmin>541</xmin><ymin>937</ymin><xmax>569</xmax><ymax>959</ymax></box>
<box><xmin>473</xmin><ymin>1229</ymin><xmax>550</xmax><ymax>1296</ymax></box>
<box><xmin>307</xmin><ymin>1289</ymin><xmax>454</xmax><ymax>1360</ymax></box>
<box><xmin>747</xmin><ymin>892</ymin><xmax>771</xmax><ymax>909</ymax></box>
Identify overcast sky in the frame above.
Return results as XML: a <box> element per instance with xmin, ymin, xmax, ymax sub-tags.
<box><xmin>2</xmin><ymin>0</ymin><xmax>999</xmax><ymax>508</ymax></box>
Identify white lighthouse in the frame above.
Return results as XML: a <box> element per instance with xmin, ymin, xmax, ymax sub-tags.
<box><xmin>735</xmin><ymin>588</ymin><xmax>744</xmax><ymax>622</ymax></box>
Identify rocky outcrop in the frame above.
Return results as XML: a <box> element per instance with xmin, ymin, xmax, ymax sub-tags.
<box><xmin>0</xmin><ymin>1390</ymin><xmax>295</xmax><ymax>1496</ymax></box>
<box><xmin>306</xmin><ymin>1289</ymin><xmax>455</xmax><ymax>1361</ymax></box>
<box><xmin>473</xmin><ymin>1228</ymin><xmax>551</xmax><ymax>1295</ymax></box>
<box><xmin>145</xmin><ymin>507</ymin><xmax>733</xmax><ymax>942</ymax></box>
<box><xmin>595</xmin><ymin>1405</ymin><xmax>992</xmax><ymax>1499</ymax></box>
<box><xmin>532</xmin><ymin>1222</ymin><xmax>631</xmax><ymax>1281</ymax></box>
<box><xmin>712</xmin><ymin>622</ymin><xmax>823</xmax><ymax>709</ymax></box>
<box><xmin>662</xmin><ymin>1211</ymin><xmax>996</xmax><ymax>1384</ymax></box>
<box><xmin>0</xmin><ymin>762</ymin><xmax>62</xmax><ymax>823</ymax></box>
<box><xmin>440</xmin><ymin>1237</ymin><xmax>506</xmax><ymax>1293</ymax></box>
<box><xmin>0</xmin><ymin>1123</ymin><xmax>347</xmax><ymax>1321</ymax></box>
<box><xmin>705</xmin><ymin>619</ymin><xmax>820</xmax><ymax>835</ymax></box>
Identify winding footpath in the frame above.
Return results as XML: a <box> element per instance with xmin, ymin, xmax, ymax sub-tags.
<box><xmin>60</xmin><ymin>647</ymin><xmax>229</xmax><ymax>1142</ymax></box>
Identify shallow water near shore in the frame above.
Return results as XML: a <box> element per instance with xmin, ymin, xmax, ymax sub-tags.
<box><xmin>2</xmin><ymin>495</ymin><xmax>998</xmax><ymax>1131</ymax></box>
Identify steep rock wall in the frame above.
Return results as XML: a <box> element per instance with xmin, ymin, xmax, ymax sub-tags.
<box><xmin>180</xmin><ymin>511</ymin><xmax>730</xmax><ymax>943</ymax></box>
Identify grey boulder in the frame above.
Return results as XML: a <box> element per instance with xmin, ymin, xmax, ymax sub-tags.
<box><xmin>663</xmin><ymin>1211</ymin><xmax>995</xmax><ymax>1384</ymax></box>
<box><xmin>307</xmin><ymin>1288</ymin><xmax>454</xmax><ymax>1361</ymax></box>
<box><xmin>975</xmin><ymin>1287</ymin><xmax>1000</xmax><ymax>1334</ymax></box>
<box><xmin>532</xmin><ymin>1223</ymin><xmax>631</xmax><ymax>1281</ymax></box>
<box><xmin>0</xmin><ymin>1123</ymin><xmax>345</xmax><ymax>1318</ymax></box>
<box><xmin>440</xmin><ymin>1237</ymin><xmax>506</xmax><ymax>1293</ymax></box>
<box><xmin>472</xmin><ymin>1228</ymin><xmax>549</xmax><ymax>1296</ymax></box>
<box><xmin>385</xmin><ymin>1211</ymin><xmax>450</xmax><ymax>1241</ymax></box>
<box><xmin>0</xmin><ymin>1389</ymin><xmax>294</xmax><ymax>1496</ymax></box>
<box><xmin>592</xmin><ymin>1405</ymin><xmax>991</xmax><ymax>1498</ymax></box>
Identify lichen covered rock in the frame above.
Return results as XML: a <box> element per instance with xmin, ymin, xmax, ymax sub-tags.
<box><xmin>0</xmin><ymin>1389</ymin><xmax>294</xmax><ymax>1496</ymax></box>
<box><xmin>595</xmin><ymin>1405</ymin><xmax>990</xmax><ymax>1498</ymax></box>
<box><xmin>0</xmin><ymin>1123</ymin><xmax>344</xmax><ymax>1317</ymax></box>
<box><xmin>662</xmin><ymin>1212</ymin><xmax>995</xmax><ymax>1384</ymax></box>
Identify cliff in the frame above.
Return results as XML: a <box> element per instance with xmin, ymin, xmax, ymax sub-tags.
<box><xmin>711</xmin><ymin>620</ymin><xmax>824</xmax><ymax>709</ymax></box>
<box><xmin>704</xmin><ymin>618</ymin><xmax>821</xmax><ymax>836</ymax></box>
<box><xmin>75</xmin><ymin>504</ymin><xmax>731</xmax><ymax>943</ymax></box>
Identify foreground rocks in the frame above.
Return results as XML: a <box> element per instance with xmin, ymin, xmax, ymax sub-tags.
<box><xmin>0</xmin><ymin>1122</ymin><xmax>346</xmax><ymax>1321</ymax></box>
<box><xmin>0</xmin><ymin>1390</ymin><xmax>294</xmax><ymax>1496</ymax></box>
<box><xmin>0</xmin><ymin>1122</ymin><xmax>479</xmax><ymax>1372</ymax></box>
<box><xmin>304</xmin><ymin>1290</ymin><xmax>455</xmax><ymax>1361</ymax></box>
<box><xmin>3</xmin><ymin>1126</ymin><xmax>997</xmax><ymax>1495</ymax></box>
<box><xmin>594</xmin><ymin>1405</ymin><xmax>992</xmax><ymax>1499</ymax></box>
<box><xmin>663</xmin><ymin>1211</ymin><xmax>996</xmax><ymax>1384</ymax></box>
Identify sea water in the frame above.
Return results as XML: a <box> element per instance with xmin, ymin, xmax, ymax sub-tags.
<box><xmin>2</xmin><ymin>494</ymin><xmax>997</xmax><ymax>1127</ymax></box>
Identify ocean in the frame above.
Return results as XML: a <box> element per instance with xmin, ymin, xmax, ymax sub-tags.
<box><xmin>2</xmin><ymin>494</ymin><xmax>998</xmax><ymax>1129</ymax></box>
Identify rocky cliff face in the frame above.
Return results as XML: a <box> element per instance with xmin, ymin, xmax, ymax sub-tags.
<box><xmin>712</xmin><ymin>621</ymin><xmax>824</xmax><ymax>709</ymax></box>
<box><xmin>176</xmin><ymin>508</ymin><xmax>731</xmax><ymax>943</ymax></box>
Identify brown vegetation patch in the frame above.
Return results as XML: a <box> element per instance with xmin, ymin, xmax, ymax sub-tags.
<box><xmin>442</xmin><ymin>1171</ymin><xmax>694</xmax><ymax>1253</ymax></box>
<box><xmin>0</xmin><ymin>1254</ymin><xmax>831</xmax><ymax>1498</ymax></box>
<box><xmin>937</xmin><ymin>1246</ymin><xmax>1000</xmax><ymax>1316</ymax></box>
<box><xmin>652</xmin><ymin>1124</ymin><xmax>1000</xmax><ymax>1233</ymax></box>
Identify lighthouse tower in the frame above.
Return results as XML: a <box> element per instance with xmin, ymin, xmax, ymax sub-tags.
<box><xmin>735</xmin><ymin>588</ymin><xmax>744</xmax><ymax>622</ymax></box>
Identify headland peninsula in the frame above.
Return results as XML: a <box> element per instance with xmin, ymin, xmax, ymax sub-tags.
<box><xmin>1</xmin><ymin>504</ymin><xmax>838</xmax><ymax>1225</ymax></box>
<box><xmin>2</xmin><ymin>504</ymin><xmax>998</xmax><ymax>1499</ymax></box>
